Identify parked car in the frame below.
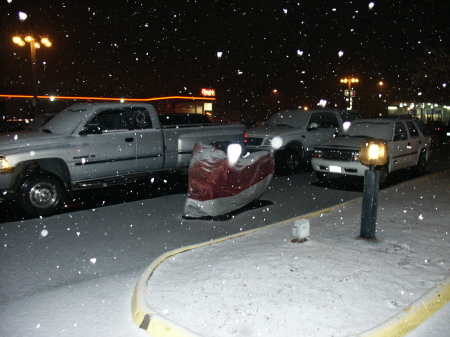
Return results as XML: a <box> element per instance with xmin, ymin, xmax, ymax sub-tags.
<box><xmin>0</xmin><ymin>121</ymin><xmax>27</xmax><ymax>133</ymax></box>
<box><xmin>245</xmin><ymin>109</ymin><xmax>359</xmax><ymax>174</ymax></box>
<box><xmin>311</xmin><ymin>117</ymin><xmax>432</xmax><ymax>184</ymax></box>
<box><xmin>426</xmin><ymin>121</ymin><xmax>448</xmax><ymax>146</ymax></box>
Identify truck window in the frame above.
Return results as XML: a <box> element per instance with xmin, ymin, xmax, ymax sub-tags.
<box><xmin>88</xmin><ymin>108</ymin><xmax>152</xmax><ymax>131</ymax></box>
<box><xmin>394</xmin><ymin>122</ymin><xmax>408</xmax><ymax>141</ymax></box>
<box><xmin>309</xmin><ymin>112</ymin><xmax>339</xmax><ymax>128</ymax></box>
<box><xmin>405</xmin><ymin>121</ymin><xmax>419</xmax><ymax>138</ymax></box>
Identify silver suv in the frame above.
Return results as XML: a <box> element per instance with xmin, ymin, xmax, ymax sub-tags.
<box><xmin>311</xmin><ymin>117</ymin><xmax>432</xmax><ymax>183</ymax></box>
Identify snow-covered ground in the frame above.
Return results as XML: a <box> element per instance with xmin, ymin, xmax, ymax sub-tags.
<box><xmin>145</xmin><ymin>171</ymin><xmax>450</xmax><ymax>337</ymax></box>
<box><xmin>1</xmin><ymin>171</ymin><xmax>449</xmax><ymax>337</ymax></box>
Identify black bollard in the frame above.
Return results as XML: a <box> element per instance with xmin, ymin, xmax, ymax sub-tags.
<box><xmin>360</xmin><ymin>166</ymin><xmax>380</xmax><ymax>239</ymax></box>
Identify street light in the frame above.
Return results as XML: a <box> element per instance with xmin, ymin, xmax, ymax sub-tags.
<box><xmin>12</xmin><ymin>33</ymin><xmax>52</xmax><ymax>115</ymax></box>
<box><xmin>340</xmin><ymin>77</ymin><xmax>359</xmax><ymax>110</ymax></box>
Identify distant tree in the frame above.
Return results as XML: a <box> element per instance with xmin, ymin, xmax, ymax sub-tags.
<box><xmin>412</xmin><ymin>47</ymin><xmax>450</xmax><ymax>102</ymax></box>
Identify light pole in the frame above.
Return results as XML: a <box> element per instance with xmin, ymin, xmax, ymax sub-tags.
<box><xmin>12</xmin><ymin>34</ymin><xmax>52</xmax><ymax>115</ymax></box>
<box><xmin>340</xmin><ymin>77</ymin><xmax>359</xmax><ymax>110</ymax></box>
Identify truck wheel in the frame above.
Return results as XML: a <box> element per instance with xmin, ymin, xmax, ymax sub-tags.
<box><xmin>18</xmin><ymin>174</ymin><xmax>66</xmax><ymax>217</ymax></box>
<box><xmin>281</xmin><ymin>147</ymin><xmax>301</xmax><ymax>175</ymax></box>
<box><xmin>414</xmin><ymin>152</ymin><xmax>427</xmax><ymax>176</ymax></box>
<box><xmin>379</xmin><ymin>164</ymin><xmax>390</xmax><ymax>185</ymax></box>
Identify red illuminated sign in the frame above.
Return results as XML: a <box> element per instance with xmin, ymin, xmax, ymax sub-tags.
<box><xmin>201</xmin><ymin>88</ymin><xmax>216</xmax><ymax>97</ymax></box>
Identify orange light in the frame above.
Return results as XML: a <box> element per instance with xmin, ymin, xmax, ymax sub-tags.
<box><xmin>41</xmin><ymin>37</ymin><xmax>52</xmax><ymax>47</ymax></box>
<box><xmin>12</xmin><ymin>36</ymin><xmax>25</xmax><ymax>46</ymax></box>
<box><xmin>0</xmin><ymin>94</ymin><xmax>216</xmax><ymax>102</ymax></box>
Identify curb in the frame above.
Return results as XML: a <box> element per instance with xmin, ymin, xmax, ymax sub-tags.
<box><xmin>353</xmin><ymin>275</ymin><xmax>450</xmax><ymax>337</ymax></box>
<box><xmin>131</xmin><ymin>199</ymin><xmax>360</xmax><ymax>337</ymax></box>
<box><xmin>131</xmin><ymin>171</ymin><xmax>448</xmax><ymax>337</ymax></box>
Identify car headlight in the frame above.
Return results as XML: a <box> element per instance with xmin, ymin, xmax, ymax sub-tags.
<box><xmin>352</xmin><ymin>152</ymin><xmax>361</xmax><ymax>161</ymax></box>
<box><xmin>0</xmin><ymin>157</ymin><xmax>11</xmax><ymax>170</ymax></box>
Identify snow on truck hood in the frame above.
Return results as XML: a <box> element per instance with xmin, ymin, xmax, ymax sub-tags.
<box><xmin>316</xmin><ymin>135</ymin><xmax>369</xmax><ymax>149</ymax></box>
<box><xmin>0</xmin><ymin>131</ymin><xmax>68</xmax><ymax>153</ymax></box>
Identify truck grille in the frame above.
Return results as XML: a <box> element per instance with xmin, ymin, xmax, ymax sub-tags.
<box><xmin>321</xmin><ymin>149</ymin><xmax>356</xmax><ymax>161</ymax></box>
<box><xmin>246</xmin><ymin>137</ymin><xmax>264</xmax><ymax>146</ymax></box>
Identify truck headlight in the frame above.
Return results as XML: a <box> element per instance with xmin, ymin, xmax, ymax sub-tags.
<box><xmin>313</xmin><ymin>149</ymin><xmax>323</xmax><ymax>158</ymax></box>
<box><xmin>0</xmin><ymin>157</ymin><xmax>11</xmax><ymax>170</ymax></box>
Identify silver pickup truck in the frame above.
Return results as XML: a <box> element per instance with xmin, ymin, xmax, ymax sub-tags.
<box><xmin>0</xmin><ymin>103</ymin><xmax>246</xmax><ymax>217</ymax></box>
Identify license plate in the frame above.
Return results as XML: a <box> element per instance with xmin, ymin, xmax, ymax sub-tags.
<box><xmin>329</xmin><ymin>165</ymin><xmax>342</xmax><ymax>173</ymax></box>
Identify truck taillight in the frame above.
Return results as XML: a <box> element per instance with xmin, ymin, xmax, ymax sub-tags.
<box><xmin>244</xmin><ymin>131</ymin><xmax>248</xmax><ymax>142</ymax></box>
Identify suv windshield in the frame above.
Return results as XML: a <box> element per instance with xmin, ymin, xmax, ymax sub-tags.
<box><xmin>265</xmin><ymin>110</ymin><xmax>309</xmax><ymax>128</ymax></box>
<box><xmin>343</xmin><ymin>121</ymin><xmax>393</xmax><ymax>140</ymax></box>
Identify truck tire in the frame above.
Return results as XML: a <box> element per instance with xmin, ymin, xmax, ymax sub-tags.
<box><xmin>379</xmin><ymin>164</ymin><xmax>390</xmax><ymax>185</ymax></box>
<box><xmin>414</xmin><ymin>152</ymin><xmax>427</xmax><ymax>176</ymax></box>
<box><xmin>280</xmin><ymin>147</ymin><xmax>302</xmax><ymax>175</ymax></box>
<box><xmin>18</xmin><ymin>174</ymin><xmax>66</xmax><ymax>217</ymax></box>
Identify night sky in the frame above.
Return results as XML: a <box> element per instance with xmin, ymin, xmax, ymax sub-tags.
<box><xmin>1</xmin><ymin>0</ymin><xmax>448</xmax><ymax>120</ymax></box>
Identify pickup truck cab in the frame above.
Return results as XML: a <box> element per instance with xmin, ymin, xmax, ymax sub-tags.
<box><xmin>0</xmin><ymin>103</ymin><xmax>246</xmax><ymax>217</ymax></box>
<box><xmin>311</xmin><ymin>117</ymin><xmax>431</xmax><ymax>183</ymax></box>
<box><xmin>246</xmin><ymin>109</ymin><xmax>359</xmax><ymax>174</ymax></box>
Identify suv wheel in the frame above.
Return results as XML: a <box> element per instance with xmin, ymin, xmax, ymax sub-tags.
<box><xmin>18</xmin><ymin>174</ymin><xmax>66</xmax><ymax>217</ymax></box>
<box><xmin>414</xmin><ymin>152</ymin><xmax>427</xmax><ymax>176</ymax></box>
<box><xmin>379</xmin><ymin>164</ymin><xmax>390</xmax><ymax>184</ymax></box>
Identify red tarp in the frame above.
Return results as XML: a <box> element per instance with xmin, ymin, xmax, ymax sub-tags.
<box><xmin>183</xmin><ymin>143</ymin><xmax>275</xmax><ymax>218</ymax></box>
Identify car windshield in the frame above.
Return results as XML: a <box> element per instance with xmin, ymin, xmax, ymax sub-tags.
<box><xmin>265</xmin><ymin>110</ymin><xmax>309</xmax><ymax>128</ymax></box>
<box><xmin>343</xmin><ymin>121</ymin><xmax>393</xmax><ymax>140</ymax></box>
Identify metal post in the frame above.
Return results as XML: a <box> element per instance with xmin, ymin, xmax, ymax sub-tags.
<box><xmin>360</xmin><ymin>166</ymin><xmax>380</xmax><ymax>239</ymax></box>
<box><xmin>348</xmin><ymin>81</ymin><xmax>352</xmax><ymax>110</ymax></box>
<box><xmin>29</xmin><ymin>40</ymin><xmax>39</xmax><ymax>116</ymax></box>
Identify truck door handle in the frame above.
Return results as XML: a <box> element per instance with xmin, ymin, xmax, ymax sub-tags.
<box><xmin>125</xmin><ymin>137</ymin><xmax>134</xmax><ymax>142</ymax></box>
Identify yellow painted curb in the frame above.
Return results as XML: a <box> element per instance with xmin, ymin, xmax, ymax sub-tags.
<box><xmin>354</xmin><ymin>275</ymin><xmax>450</xmax><ymax>337</ymax></box>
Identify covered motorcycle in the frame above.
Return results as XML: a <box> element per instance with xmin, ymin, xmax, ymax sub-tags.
<box><xmin>183</xmin><ymin>143</ymin><xmax>275</xmax><ymax>218</ymax></box>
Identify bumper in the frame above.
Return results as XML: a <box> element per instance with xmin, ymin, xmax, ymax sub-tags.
<box><xmin>311</xmin><ymin>158</ymin><xmax>369</xmax><ymax>177</ymax></box>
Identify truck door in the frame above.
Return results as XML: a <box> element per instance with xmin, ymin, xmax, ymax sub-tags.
<box><xmin>129</xmin><ymin>107</ymin><xmax>164</xmax><ymax>172</ymax></box>
<box><xmin>69</xmin><ymin>108</ymin><xmax>139</xmax><ymax>181</ymax></box>
<box><xmin>391</xmin><ymin>121</ymin><xmax>411</xmax><ymax>171</ymax></box>
<box><xmin>405</xmin><ymin>120</ymin><xmax>422</xmax><ymax>166</ymax></box>
<box><xmin>304</xmin><ymin>112</ymin><xmax>339</xmax><ymax>154</ymax></box>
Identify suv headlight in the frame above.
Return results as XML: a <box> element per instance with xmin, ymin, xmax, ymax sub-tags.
<box><xmin>0</xmin><ymin>157</ymin><xmax>11</xmax><ymax>170</ymax></box>
<box><xmin>313</xmin><ymin>149</ymin><xmax>323</xmax><ymax>158</ymax></box>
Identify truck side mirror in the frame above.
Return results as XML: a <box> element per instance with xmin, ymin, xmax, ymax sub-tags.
<box><xmin>307</xmin><ymin>122</ymin><xmax>319</xmax><ymax>131</ymax></box>
<box><xmin>79</xmin><ymin>125</ymin><xmax>102</xmax><ymax>135</ymax></box>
